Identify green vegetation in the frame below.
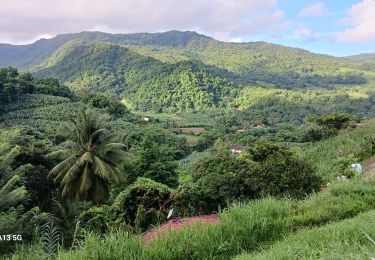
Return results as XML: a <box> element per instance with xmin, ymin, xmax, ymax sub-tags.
<box><xmin>236</xmin><ymin>210</ymin><xmax>375</xmax><ymax>259</ymax></box>
<box><xmin>1</xmin><ymin>31</ymin><xmax>375</xmax><ymax>259</ymax></box>
<box><xmin>2</xmin><ymin>31</ymin><xmax>374</xmax><ymax>114</ymax></box>
<box><xmin>11</xmin><ymin>179</ymin><xmax>375</xmax><ymax>259</ymax></box>
<box><xmin>301</xmin><ymin>120</ymin><xmax>375</xmax><ymax>180</ymax></box>
<box><xmin>48</xmin><ymin>110</ymin><xmax>126</xmax><ymax>204</ymax></box>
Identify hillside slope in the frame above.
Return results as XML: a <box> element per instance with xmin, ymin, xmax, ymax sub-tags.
<box><xmin>1</xmin><ymin>31</ymin><xmax>369</xmax><ymax>88</ymax></box>
<box><xmin>0</xmin><ymin>31</ymin><xmax>209</xmax><ymax>70</ymax></box>
<box><xmin>1</xmin><ymin>31</ymin><xmax>373</xmax><ymax>113</ymax></box>
<box><xmin>34</xmin><ymin>41</ymin><xmax>237</xmax><ymax>112</ymax></box>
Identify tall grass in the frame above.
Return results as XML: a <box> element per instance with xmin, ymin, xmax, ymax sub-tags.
<box><xmin>300</xmin><ymin>121</ymin><xmax>375</xmax><ymax>181</ymax></box>
<box><xmin>236</xmin><ymin>210</ymin><xmax>375</xmax><ymax>260</ymax></box>
<box><xmin>11</xmin><ymin>179</ymin><xmax>375</xmax><ymax>260</ymax></box>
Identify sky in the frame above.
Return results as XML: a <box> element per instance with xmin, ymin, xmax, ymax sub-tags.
<box><xmin>0</xmin><ymin>0</ymin><xmax>374</xmax><ymax>56</ymax></box>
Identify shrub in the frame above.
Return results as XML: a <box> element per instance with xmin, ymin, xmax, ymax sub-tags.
<box><xmin>112</xmin><ymin>178</ymin><xmax>173</xmax><ymax>230</ymax></box>
<box><xmin>192</xmin><ymin>141</ymin><xmax>322</xmax><ymax>212</ymax></box>
<box><xmin>78</xmin><ymin>206</ymin><xmax>119</xmax><ymax>234</ymax></box>
<box><xmin>246</xmin><ymin>141</ymin><xmax>322</xmax><ymax>198</ymax></box>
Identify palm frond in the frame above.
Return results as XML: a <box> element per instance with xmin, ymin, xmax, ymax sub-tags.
<box><xmin>61</xmin><ymin>155</ymin><xmax>87</xmax><ymax>184</ymax></box>
<box><xmin>49</xmin><ymin>155</ymin><xmax>77</xmax><ymax>179</ymax></box>
<box><xmin>79</xmin><ymin>162</ymin><xmax>93</xmax><ymax>194</ymax></box>
<box><xmin>93</xmin><ymin>156</ymin><xmax>119</xmax><ymax>183</ymax></box>
<box><xmin>47</xmin><ymin>149</ymin><xmax>77</xmax><ymax>160</ymax></box>
<box><xmin>0</xmin><ymin>175</ymin><xmax>27</xmax><ymax>210</ymax></box>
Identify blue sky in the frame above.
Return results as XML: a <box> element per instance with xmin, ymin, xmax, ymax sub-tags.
<box><xmin>257</xmin><ymin>0</ymin><xmax>375</xmax><ymax>56</ymax></box>
<box><xmin>0</xmin><ymin>0</ymin><xmax>374</xmax><ymax>57</ymax></box>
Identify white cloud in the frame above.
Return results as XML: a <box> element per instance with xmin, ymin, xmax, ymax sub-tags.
<box><xmin>333</xmin><ymin>0</ymin><xmax>375</xmax><ymax>42</ymax></box>
<box><xmin>293</xmin><ymin>26</ymin><xmax>312</xmax><ymax>38</ymax></box>
<box><xmin>0</xmin><ymin>0</ymin><xmax>291</xmax><ymax>44</ymax></box>
<box><xmin>230</xmin><ymin>37</ymin><xmax>243</xmax><ymax>43</ymax></box>
<box><xmin>292</xmin><ymin>25</ymin><xmax>320</xmax><ymax>43</ymax></box>
<box><xmin>299</xmin><ymin>2</ymin><xmax>328</xmax><ymax>17</ymax></box>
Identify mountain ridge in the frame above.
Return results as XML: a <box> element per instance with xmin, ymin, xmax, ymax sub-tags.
<box><xmin>1</xmin><ymin>30</ymin><xmax>373</xmax><ymax>112</ymax></box>
<box><xmin>0</xmin><ymin>30</ymin><xmax>349</xmax><ymax>70</ymax></box>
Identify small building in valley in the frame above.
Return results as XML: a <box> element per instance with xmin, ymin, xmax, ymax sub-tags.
<box><xmin>230</xmin><ymin>145</ymin><xmax>245</xmax><ymax>154</ymax></box>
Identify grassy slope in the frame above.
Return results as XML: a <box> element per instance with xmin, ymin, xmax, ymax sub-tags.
<box><xmin>299</xmin><ymin>120</ymin><xmax>375</xmax><ymax>181</ymax></box>
<box><xmin>235</xmin><ymin>210</ymin><xmax>375</xmax><ymax>260</ymax></box>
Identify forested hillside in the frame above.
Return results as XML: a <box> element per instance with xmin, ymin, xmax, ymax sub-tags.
<box><xmin>0</xmin><ymin>31</ymin><xmax>372</xmax><ymax>113</ymax></box>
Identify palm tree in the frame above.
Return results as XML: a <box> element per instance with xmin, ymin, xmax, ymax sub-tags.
<box><xmin>48</xmin><ymin>109</ymin><xmax>126</xmax><ymax>204</ymax></box>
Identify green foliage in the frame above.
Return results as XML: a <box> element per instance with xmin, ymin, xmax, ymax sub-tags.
<box><xmin>246</xmin><ymin>141</ymin><xmax>322</xmax><ymax>197</ymax></box>
<box><xmin>332</xmin><ymin>154</ymin><xmax>359</xmax><ymax>178</ymax></box>
<box><xmin>120</xmin><ymin>126</ymin><xmax>186</xmax><ymax>187</ymax></box>
<box><xmin>234</xmin><ymin>86</ymin><xmax>375</xmax><ymax>127</ymax></box>
<box><xmin>0</xmin><ymin>94</ymin><xmax>85</xmax><ymax>133</ymax></box>
<box><xmin>300</xmin><ymin>120</ymin><xmax>375</xmax><ymax>180</ymax></box>
<box><xmin>125</xmin><ymin>137</ymin><xmax>179</xmax><ymax>187</ymax></box>
<box><xmin>0</xmin><ymin>128</ymin><xmax>56</xmax><ymax>255</ymax></box>
<box><xmin>15</xmin><ymin>178</ymin><xmax>375</xmax><ymax>259</ymax></box>
<box><xmin>0</xmin><ymin>175</ymin><xmax>27</xmax><ymax>212</ymax></box>
<box><xmin>2</xmin><ymin>31</ymin><xmax>368</xmax><ymax>91</ymax></box>
<box><xmin>78</xmin><ymin>205</ymin><xmax>118</xmax><ymax>234</ymax></box>
<box><xmin>48</xmin><ymin>109</ymin><xmax>126</xmax><ymax>204</ymax></box>
<box><xmin>112</xmin><ymin>178</ymin><xmax>173</xmax><ymax>230</ymax></box>
<box><xmin>236</xmin><ymin>210</ymin><xmax>375</xmax><ymax>260</ymax></box>
<box><xmin>1</xmin><ymin>31</ymin><xmax>375</xmax><ymax>259</ymax></box>
<box><xmin>191</xmin><ymin>141</ymin><xmax>321</xmax><ymax>212</ymax></box>
<box><xmin>40</xmin><ymin>223</ymin><xmax>61</xmax><ymax>257</ymax></box>
<box><xmin>0</xmin><ymin>67</ymin><xmax>70</xmax><ymax>108</ymax></box>
<box><xmin>2</xmin><ymin>31</ymin><xmax>364</xmax><ymax>113</ymax></box>
<box><xmin>75</xmin><ymin>90</ymin><xmax>128</xmax><ymax>117</ymax></box>
<box><xmin>33</xmin><ymin>41</ymin><xmax>238</xmax><ymax>112</ymax></box>
<box><xmin>310</xmin><ymin>112</ymin><xmax>358</xmax><ymax>136</ymax></box>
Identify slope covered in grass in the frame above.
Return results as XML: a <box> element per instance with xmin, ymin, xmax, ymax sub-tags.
<box><xmin>236</xmin><ymin>210</ymin><xmax>375</xmax><ymax>260</ymax></box>
<box><xmin>300</xmin><ymin>120</ymin><xmax>375</xmax><ymax>181</ymax></box>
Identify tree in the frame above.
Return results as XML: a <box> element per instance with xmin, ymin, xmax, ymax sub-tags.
<box><xmin>191</xmin><ymin>141</ymin><xmax>322</xmax><ymax>213</ymax></box>
<box><xmin>48</xmin><ymin>109</ymin><xmax>126</xmax><ymax>204</ymax></box>
<box><xmin>309</xmin><ymin>113</ymin><xmax>358</xmax><ymax>137</ymax></box>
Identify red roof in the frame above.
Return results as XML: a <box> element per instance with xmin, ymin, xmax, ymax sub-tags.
<box><xmin>141</xmin><ymin>214</ymin><xmax>220</xmax><ymax>243</ymax></box>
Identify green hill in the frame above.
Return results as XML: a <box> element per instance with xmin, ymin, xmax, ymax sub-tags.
<box><xmin>33</xmin><ymin>41</ymin><xmax>237</xmax><ymax>112</ymax></box>
<box><xmin>346</xmin><ymin>53</ymin><xmax>375</xmax><ymax>62</ymax></box>
<box><xmin>0</xmin><ymin>31</ymin><xmax>373</xmax><ymax>113</ymax></box>
<box><xmin>0</xmin><ymin>31</ymin><xmax>209</xmax><ymax>70</ymax></box>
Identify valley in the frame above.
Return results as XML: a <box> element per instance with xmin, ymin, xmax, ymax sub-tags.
<box><xmin>0</xmin><ymin>31</ymin><xmax>375</xmax><ymax>259</ymax></box>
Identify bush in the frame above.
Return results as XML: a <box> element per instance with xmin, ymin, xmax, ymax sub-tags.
<box><xmin>191</xmin><ymin>141</ymin><xmax>322</xmax><ymax>212</ymax></box>
<box><xmin>78</xmin><ymin>205</ymin><xmax>119</xmax><ymax>234</ymax></box>
<box><xmin>112</xmin><ymin>178</ymin><xmax>173</xmax><ymax>230</ymax></box>
<box><xmin>246</xmin><ymin>141</ymin><xmax>322</xmax><ymax>197</ymax></box>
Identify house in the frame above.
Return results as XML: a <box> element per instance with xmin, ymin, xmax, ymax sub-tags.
<box><xmin>230</xmin><ymin>145</ymin><xmax>245</xmax><ymax>154</ymax></box>
<box><xmin>142</xmin><ymin>117</ymin><xmax>150</xmax><ymax>122</ymax></box>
